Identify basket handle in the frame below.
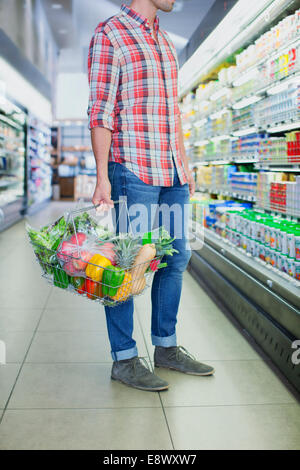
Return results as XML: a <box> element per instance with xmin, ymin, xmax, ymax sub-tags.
<box><xmin>61</xmin><ymin>199</ymin><xmax>134</xmax><ymax>255</ymax></box>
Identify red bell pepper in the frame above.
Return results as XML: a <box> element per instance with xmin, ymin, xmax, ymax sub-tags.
<box><xmin>85</xmin><ymin>278</ymin><xmax>102</xmax><ymax>300</ymax></box>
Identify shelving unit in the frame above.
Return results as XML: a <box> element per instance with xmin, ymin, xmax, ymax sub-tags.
<box><xmin>0</xmin><ymin>97</ymin><xmax>26</xmax><ymax>231</ymax></box>
<box><xmin>59</xmin><ymin>123</ymin><xmax>96</xmax><ymax>200</ymax></box>
<box><xmin>183</xmin><ymin>4</ymin><xmax>300</xmax><ymax>393</ymax></box>
<box><xmin>26</xmin><ymin>115</ymin><xmax>52</xmax><ymax>213</ymax></box>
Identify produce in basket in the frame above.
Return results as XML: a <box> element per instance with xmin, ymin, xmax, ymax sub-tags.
<box><xmin>27</xmin><ymin>204</ymin><xmax>179</xmax><ymax>306</ymax></box>
<box><xmin>102</xmin><ymin>266</ymin><xmax>125</xmax><ymax>297</ymax></box>
<box><xmin>111</xmin><ymin>271</ymin><xmax>133</xmax><ymax>302</ymax></box>
<box><xmin>113</xmin><ymin>234</ymin><xmax>141</xmax><ymax>269</ymax></box>
<box><xmin>85</xmin><ymin>254</ymin><xmax>112</xmax><ymax>282</ymax></box>
<box><xmin>71</xmin><ymin>276</ymin><xmax>85</xmax><ymax>294</ymax></box>
<box><xmin>130</xmin><ymin>244</ymin><xmax>156</xmax><ymax>295</ymax></box>
<box><xmin>85</xmin><ymin>278</ymin><xmax>102</xmax><ymax>300</ymax></box>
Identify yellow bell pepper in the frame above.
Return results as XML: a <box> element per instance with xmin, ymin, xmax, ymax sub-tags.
<box><xmin>85</xmin><ymin>254</ymin><xmax>111</xmax><ymax>282</ymax></box>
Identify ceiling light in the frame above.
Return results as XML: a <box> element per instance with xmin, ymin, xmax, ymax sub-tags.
<box><xmin>59</xmin><ymin>29</ymin><xmax>68</xmax><ymax>35</ymax></box>
<box><xmin>232</xmin><ymin>95</ymin><xmax>262</xmax><ymax>110</ymax></box>
<box><xmin>52</xmin><ymin>3</ymin><xmax>63</xmax><ymax>9</ymax></box>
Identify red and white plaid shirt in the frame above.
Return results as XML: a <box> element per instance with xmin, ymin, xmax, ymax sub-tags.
<box><xmin>87</xmin><ymin>3</ymin><xmax>187</xmax><ymax>186</ymax></box>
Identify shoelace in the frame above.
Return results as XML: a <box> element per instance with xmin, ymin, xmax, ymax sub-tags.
<box><xmin>168</xmin><ymin>346</ymin><xmax>196</xmax><ymax>363</ymax></box>
<box><xmin>132</xmin><ymin>357</ymin><xmax>152</xmax><ymax>376</ymax></box>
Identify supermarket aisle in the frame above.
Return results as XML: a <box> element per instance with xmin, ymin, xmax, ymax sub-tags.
<box><xmin>0</xmin><ymin>203</ymin><xmax>300</xmax><ymax>450</ymax></box>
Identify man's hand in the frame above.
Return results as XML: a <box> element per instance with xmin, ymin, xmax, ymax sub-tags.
<box><xmin>186</xmin><ymin>170</ymin><xmax>196</xmax><ymax>197</ymax></box>
<box><xmin>92</xmin><ymin>178</ymin><xmax>114</xmax><ymax>211</ymax></box>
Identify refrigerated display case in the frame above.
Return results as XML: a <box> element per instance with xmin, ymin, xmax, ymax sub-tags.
<box><xmin>182</xmin><ymin>4</ymin><xmax>300</xmax><ymax>393</ymax></box>
<box><xmin>26</xmin><ymin>115</ymin><xmax>52</xmax><ymax>212</ymax></box>
<box><xmin>0</xmin><ymin>97</ymin><xmax>26</xmax><ymax>231</ymax></box>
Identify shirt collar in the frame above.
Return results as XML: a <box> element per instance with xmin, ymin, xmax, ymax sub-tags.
<box><xmin>121</xmin><ymin>3</ymin><xmax>160</xmax><ymax>33</ymax></box>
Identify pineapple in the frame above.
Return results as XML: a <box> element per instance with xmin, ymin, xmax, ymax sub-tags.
<box><xmin>114</xmin><ymin>234</ymin><xmax>141</xmax><ymax>269</ymax></box>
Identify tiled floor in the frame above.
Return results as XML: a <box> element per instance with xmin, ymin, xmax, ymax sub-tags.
<box><xmin>0</xmin><ymin>202</ymin><xmax>299</xmax><ymax>450</ymax></box>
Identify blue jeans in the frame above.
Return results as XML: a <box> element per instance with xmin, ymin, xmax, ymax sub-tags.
<box><xmin>105</xmin><ymin>162</ymin><xmax>191</xmax><ymax>361</ymax></box>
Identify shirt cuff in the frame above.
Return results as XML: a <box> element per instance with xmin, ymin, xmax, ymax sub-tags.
<box><xmin>88</xmin><ymin>114</ymin><xmax>114</xmax><ymax>131</ymax></box>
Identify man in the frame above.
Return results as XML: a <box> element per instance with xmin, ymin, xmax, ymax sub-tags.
<box><xmin>88</xmin><ymin>0</ymin><xmax>214</xmax><ymax>392</ymax></box>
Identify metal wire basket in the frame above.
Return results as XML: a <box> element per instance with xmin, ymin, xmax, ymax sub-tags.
<box><xmin>29</xmin><ymin>201</ymin><xmax>164</xmax><ymax>307</ymax></box>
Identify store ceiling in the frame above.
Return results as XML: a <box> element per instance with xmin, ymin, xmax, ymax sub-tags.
<box><xmin>42</xmin><ymin>0</ymin><xmax>216</xmax><ymax>71</ymax></box>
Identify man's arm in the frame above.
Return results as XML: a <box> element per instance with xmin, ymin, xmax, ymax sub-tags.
<box><xmin>87</xmin><ymin>28</ymin><xmax>120</xmax><ymax>208</ymax></box>
<box><xmin>91</xmin><ymin>127</ymin><xmax>113</xmax><ymax>208</ymax></box>
<box><xmin>178</xmin><ymin>114</ymin><xmax>195</xmax><ymax>197</ymax></box>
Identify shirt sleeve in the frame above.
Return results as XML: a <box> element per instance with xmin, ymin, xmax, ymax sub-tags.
<box><xmin>87</xmin><ymin>29</ymin><xmax>120</xmax><ymax>131</ymax></box>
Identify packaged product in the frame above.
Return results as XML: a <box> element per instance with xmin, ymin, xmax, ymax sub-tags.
<box><xmin>287</xmin><ymin>257</ymin><xmax>295</xmax><ymax>277</ymax></box>
<box><xmin>276</xmin><ymin>251</ymin><xmax>282</xmax><ymax>270</ymax></box>
<box><xmin>281</xmin><ymin>254</ymin><xmax>289</xmax><ymax>273</ymax></box>
<box><xmin>295</xmin><ymin>260</ymin><xmax>300</xmax><ymax>281</ymax></box>
<box><xmin>270</xmin><ymin>249</ymin><xmax>277</xmax><ymax>267</ymax></box>
<box><xmin>258</xmin><ymin>242</ymin><xmax>266</xmax><ymax>261</ymax></box>
<box><xmin>265</xmin><ymin>246</ymin><xmax>271</xmax><ymax>264</ymax></box>
<box><xmin>287</xmin><ymin>228</ymin><xmax>296</xmax><ymax>258</ymax></box>
<box><xmin>294</xmin><ymin>229</ymin><xmax>300</xmax><ymax>260</ymax></box>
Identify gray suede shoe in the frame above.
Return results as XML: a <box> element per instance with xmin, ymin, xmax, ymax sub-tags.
<box><xmin>154</xmin><ymin>346</ymin><xmax>215</xmax><ymax>376</ymax></box>
<box><xmin>111</xmin><ymin>356</ymin><xmax>169</xmax><ymax>391</ymax></box>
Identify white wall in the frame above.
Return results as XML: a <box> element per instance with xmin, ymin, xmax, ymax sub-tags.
<box><xmin>55</xmin><ymin>72</ymin><xmax>90</xmax><ymax>120</ymax></box>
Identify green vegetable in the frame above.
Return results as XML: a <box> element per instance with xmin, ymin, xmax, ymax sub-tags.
<box><xmin>74</xmin><ymin>212</ymin><xmax>98</xmax><ymax>235</ymax></box>
<box><xmin>95</xmin><ymin>224</ymin><xmax>114</xmax><ymax>240</ymax></box>
<box><xmin>102</xmin><ymin>266</ymin><xmax>125</xmax><ymax>297</ymax></box>
<box><xmin>147</xmin><ymin>226</ymin><xmax>179</xmax><ymax>257</ymax></box>
<box><xmin>53</xmin><ymin>266</ymin><xmax>70</xmax><ymax>289</ymax></box>
<box><xmin>71</xmin><ymin>276</ymin><xmax>85</xmax><ymax>294</ymax></box>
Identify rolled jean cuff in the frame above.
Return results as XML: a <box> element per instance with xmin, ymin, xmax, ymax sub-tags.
<box><xmin>151</xmin><ymin>333</ymin><xmax>177</xmax><ymax>348</ymax></box>
<box><xmin>111</xmin><ymin>346</ymin><xmax>138</xmax><ymax>362</ymax></box>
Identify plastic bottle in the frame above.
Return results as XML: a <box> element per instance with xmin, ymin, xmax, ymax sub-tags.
<box><xmin>287</xmin><ymin>227</ymin><xmax>296</xmax><ymax>259</ymax></box>
<box><xmin>294</xmin><ymin>228</ymin><xmax>300</xmax><ymax>260</ymax></box>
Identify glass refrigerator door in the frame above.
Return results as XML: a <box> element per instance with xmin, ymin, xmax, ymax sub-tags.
<box><xmin>0</xmin><ymin>98</ymin><xmax>26</xmax><ymax>230</ymax></box>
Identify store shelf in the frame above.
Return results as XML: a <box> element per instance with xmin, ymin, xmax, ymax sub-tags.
<box><xmin>254</xmin><ymin>205</ymin><xmax>300</xmax><ymax>221</ymax></box>
<box><xmin>255</xmin><ymin>163</ymin><xmax>300</xmax><ymax>171</ymax></box>
<box><xmin>230</xmin><ymin>36</ymin><xmax>300</xmax><ymax>88</ymax></box>
<box><xmin>197</xmin><ymin>185</ymin><xmax>257</xmax><ymax>202</ymax></box>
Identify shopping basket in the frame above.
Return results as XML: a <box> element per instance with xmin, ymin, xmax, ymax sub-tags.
<box><xmin>28</xmin><ymin>201</ymin><xmax>170</xmax><ymax>307</ymax></box>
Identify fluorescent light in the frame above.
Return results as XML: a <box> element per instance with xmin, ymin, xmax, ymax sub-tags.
<box><xmin>193</xmin><ymin>118</ymin><xmax>207</xmax><ymax>128</ymax></box>
<box><xmin>233</xmin><ymin>68</ymin><xmax>259</xmax><ymax>87</ymax></box>
<box><xmin>211</xmin><ymin>135</ymin><xmax>231</xmax><ymax>142</ymax></box>
<box><xmin>194</xmin><ymin>140</ymin><xmax>209</xmax><ymax>146</ymax></box>
<box><xmin>232</xmin><ymin>127</ymin><xmax>257</xmax><ymax>137</ymax></box>
<box><xmin>232</xmin><ymin>95</ymin><xmax>263</xmax><ymax>109</ymax></box>
<box><xmin>268</xmin><ymin>121</ymin><xmax>300</xmax><ymax>133</ymax></box>
<box><xmin>210</xmin><ymin>87</ymin><xmax>229</xmax><ymax>102</ymax></box>
<box><xmin>52</xmin><ymin>3</ymin><xmax>63</xmax><ymax>9</ymax></box>
<box><xmin>267</xmin><ymin>76</ymin><xmax>300</xmax><ymax>95</ymax></box>
<box><xmin>59</xmin><ymin>29</ymin><xmax>68</xmax><ymax>35</ymax></box>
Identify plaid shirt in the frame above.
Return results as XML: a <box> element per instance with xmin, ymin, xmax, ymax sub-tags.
<box><xmin>87</xmin><ymin>3</ymin><xmax>187</xmax><ymax>186</ymax></box>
